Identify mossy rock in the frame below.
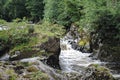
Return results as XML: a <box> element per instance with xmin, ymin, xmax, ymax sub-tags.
<box><xmin>24</xmin><ymin>71</ymin><xmax>50</xmax><ymax>80</ymax></box>
<box><xmin>81</xmin><ymin>64</ymin><xmax>115</xmax><ymax>80</ymax></box>
<box><xmin>27</xmin><ymin>65</ymin><xmax>39</xmax><ymax>72</ymax></box>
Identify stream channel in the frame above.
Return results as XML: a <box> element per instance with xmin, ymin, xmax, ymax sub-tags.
<box><xmin>0</xmin><ymin>34</ymin><xmax>120</xmax><ymax>80</ymax></box>
<box><xmin>59</xmin><ymin>35</ymin><xmax>120</xmax><ymax>79</ymax></box>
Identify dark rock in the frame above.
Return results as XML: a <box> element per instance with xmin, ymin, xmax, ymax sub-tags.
<box><xmin>66</xmin><ymin>24</ymin><xmax>80</xmax><ymax>40</ymax></box>
<box><xmin>66</xmin><ymin>24</ymin><xmax>91</xmax><ymax>53</ymax></box>
<box><xmin>66</xmin><ymin>72</ymin><xmax>82</xmax><ymax>80</ymax></box>
<box><xmin>40</xmin><ymin>37</ymin><xmax>61</xmax><ymax>69</ymax></box>
<box><xmin>105</xmin><ymin>62</ymin><xmax>120</xmax><ymax>74</ymax></box>
<box><xmin>14</xmin><ymin>65</ymin><xmax>24</xmax><ymax>74</ymax></box>
<box><xmin>90</xmin><ymin>27</ymin><xmax>120</xmax><ymax>62</ymax></box>
<box><xmin>9</xmin><ymin>50</ymin><xmax>39</xmax><ymax>61</ymax></box>
<box><xmin>89</xmin><ymin>25</ymin><xmax>120</xmax><ymax>78</ymax></box>
<box><xmin>40</xmin><ymin>37</ymin><xmax>60</xmax><ymax>53</ymax></box>
<box><xmin>98</xmin><ymin>45</ymin><xmax>120</xmax><ymax>62</ymax></box>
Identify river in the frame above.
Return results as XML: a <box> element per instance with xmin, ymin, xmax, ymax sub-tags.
<box><xmin>59</xmin><ymin>36</ymin><xmax>101</xmax><ymax>73</ymax></box>
<box><xmin>59</xmin><ymin>36</ymin><xmax>120</xmax><ymax>79</ymax></box>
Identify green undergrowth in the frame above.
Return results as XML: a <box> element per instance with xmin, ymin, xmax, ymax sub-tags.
<box><xmin>0</xmin><ymin>20</ymin><xmax>65</xmax><ymax>56</ymax></box>
<box><xmin>30</xmin><ymin>71</ymin><xmax>50</xmax><ymax>80</ymax></box>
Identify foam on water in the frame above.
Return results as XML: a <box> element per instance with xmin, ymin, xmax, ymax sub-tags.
<box><xmin>59</xmin><ymin>37</ymin><xmax>101</xmax><ymax>73</ymax></box>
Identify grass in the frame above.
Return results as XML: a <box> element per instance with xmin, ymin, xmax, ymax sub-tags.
<box><xmin>5</xmin><ymin>69</ymin><xmax>17</xmax><ymax>80</ymax></box>
<box><xmin>30</xmin><ymin>71</ymin><xmax>50</xmax><ymax>80</ymax></box>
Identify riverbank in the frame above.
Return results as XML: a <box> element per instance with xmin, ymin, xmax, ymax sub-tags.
<box><xmin>0</xmin><ymin>20</ymin><xmax>119</xmax><ymax>80</ymax></box>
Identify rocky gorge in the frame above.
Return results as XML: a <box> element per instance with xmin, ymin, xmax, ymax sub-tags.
<box><xmin>0</xmin><ymin>23</ymin><xmax>119</xmax><ymax>80</ymax></box>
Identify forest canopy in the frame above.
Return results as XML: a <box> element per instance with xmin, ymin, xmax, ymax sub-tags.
<box><xmin>0</xmin><ymin>0</ymin><xmax>120</xmax><ymax>33</ymax></box>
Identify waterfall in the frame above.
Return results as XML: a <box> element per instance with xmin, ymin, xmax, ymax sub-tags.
<box><xmin>59</xmin><ymin>37</ymin><xmax>101</xmax><ymax>73</ymax></box>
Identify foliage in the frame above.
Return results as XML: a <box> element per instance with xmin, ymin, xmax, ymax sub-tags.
<box><xmin>0</xmin><ymin>19</ymin><xmax>7</xmax><ymax>24</ymax></box>
<box><xmin>28</xmin><ymin>25</ymin><xmax>34</xmax><ymax>34</ymax></box>
<box><xmin>5</xmin><ymin>69</ymin><xmax>17</xmax><ymax>80</ymax></box>
<box><xmin>0</xmin><ymin>0</ymin><xmax>28</xmax><ymax>21</ymax></box>
<box><xmin>0</xmin><ymin>22</ymin><xmax>31</xmax><ymax>53</ymax></box>
<box><xmin>0</xmin><ymin>21</ymin><xmax>65</xmax><ymax>56</ymax></box>
<box><xmin>0</xmin><ymin>0</ymin><xmax>120</xmax><ymax>56</ymax></box>
<box><xmin>44</xmin><ymin>0</ymin><xmax>82</xmax><ymax>27</ymax></box>
<box><xmin>26</xmin><ymin>0</ymin><xmax>44</xmax><ymax>22</ymax></box>
<box><xmin>0</xmin><ymin>0</ymin><xmax>44</xmax><ymax>22</ymax></box>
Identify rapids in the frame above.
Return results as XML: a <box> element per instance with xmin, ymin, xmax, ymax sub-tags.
<box><xmin>59</xmin><ymin>37</ymin><xmax>101</xmax><ymax>73</ymax></box>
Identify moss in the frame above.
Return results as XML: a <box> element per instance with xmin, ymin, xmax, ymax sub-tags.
<box><xmin>31</xmin><ymin>71</ymin><xmax>50</xmax><ymax>80</ymax></box>
<box><xmin>24</xmin><ymin>71</ymin><xmax>50</xmax><ymax>80</ymax></box>
<box><xmin>5</xmin><ymin>69</ymin><xmax>17</xmax><ymax>80</ymax></box>
<box><xmin>79</xmin><ymin>40</ymin><xmax>86</xmax><ymax>46</ymax></box>
<box><xmin>90</xmin><ymin>64</ymin><xmax>109</xmax><ymax>72</ymax></box>
<box><xmin>27</xmin><ymin>65</ymin><xmax>39</xmax><ymax>72</ymax></box>
<box><xmin>86</xmin><ymin>64</ymin><xmax>114</xmax><ymax>80</ymax></box>
<box><xmin>89</xmin><ymin>64</ymin><xmax>99</xmax><ymax>68</ymax></box>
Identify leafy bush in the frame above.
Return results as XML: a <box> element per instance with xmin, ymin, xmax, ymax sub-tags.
<box><xmin>0</xmin><ymin>19</ymin><xmax>6</xmax><ymax>24</ymax></box>
<box><xmin>13</xmin><ymin>18</ymin><xmax>22</xmax><ymax>23</ymax></box>
<box><xmin>28</xmin><ymin>25</ymin><xmax>34</xmax><ymax>34</ymax></box>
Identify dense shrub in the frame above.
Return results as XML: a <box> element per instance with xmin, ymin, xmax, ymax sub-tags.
<box><xmin>28</xmin><ymin>25</ymin><xmax>34</xmax><ymax>34</ymax></box>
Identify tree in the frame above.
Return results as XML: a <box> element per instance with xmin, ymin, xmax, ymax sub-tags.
<box><xmin>44</xmin><ymin>0</ymin><xmax>82</xmax><ymax>27</ymax></box>
<box><xmin>26</xmin><ymin>0</ymin><xmax>44</xmax><ymax>22</ymax></box>
<box><xmin>0</xmin><ymin>0</ymin><xmax>28</xmax><ymax>21</ymax></box>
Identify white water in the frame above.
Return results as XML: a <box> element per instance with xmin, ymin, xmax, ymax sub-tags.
<box><xmin>59</xmin><ymin>37</ymin><xmax>101</xmax><ymax>73</ymax></box>
<box><xmin>0</xmin><ymin>53</ymin><xmax>9</xmax><ymax>61</ymax></box>
<box><xmin>0</xmin><ymin>25</ymin><xmax>8</xmax><ymax>31</ymax></box>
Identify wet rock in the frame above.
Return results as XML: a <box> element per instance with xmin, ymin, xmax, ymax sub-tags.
<box><xmin>90</xmin><ymin>27</ymin><xmax>120</xmax><ymax>62</ymax></box>
<box><xmin>0</xmin><ymin>60</ymin><xmax>52</xmax><ymax>80</ymax></box>
<box><xmin>81</xmin><ymin>64</ymin><xmax>115</xmax><ymax>80</ymax></box>
<box><xmin>40</xmin><ymin>37</ymin><xmax>61</xmax><ymax>69</ymax></box>
<box><xmin>9</xmin><ymin>50</ymin><xmax>39</xmax><ymax>61</ymax></box>
<box><xmin>14</xmin><ymin>65</ymin><xmax>24</xmax><ymax>74</ymax></box>
<box><xmin>23</xmin><ymin>71</ymin><xmax>50</xmax><ymax>80</ymax></box>
<box><xmin>60</xmin><ymin>45</ymin><xmax>67</xmax><ymax>50</ymax></box>
<box><xmin>66</xmin><ymin>72</ymin><xmax>82</xmax><ymax>80</ymax></box>
<box><xmin>40</xmin><ymin>37</ymin><xmax>60</xmax><ymax>53</ymax></box>
<box><xmin>98</xmin><ymin>45</ymin><xmax>120</xmax><ymax>62</ymax></box>
<box><xmin>0</xmin><ymin>67</ymin><xmax>17</xmax><ymax>80</ymax></box>
<box><xmin>65</xmin><ymin>24</ymin><xmax>91</xmax><ymax>53</ymax></box>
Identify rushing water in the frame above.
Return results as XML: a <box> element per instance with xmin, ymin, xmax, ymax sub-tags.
<box><xmin>0</xmin><ymin>32</ymin><xmax>120</xmax><ymax>79</ymax></box>
<box><xmin>0</xmin><ymin>53</ymin><xmax>9</xmax><ymax>61</ymax></box>
<box><xmin>59</xmin><ymin>37</ymin><xmax>101</xmax><ymax>73</ymax></box>
<box><xmin>59</xmin><ymin>36</ymin><xmax>120</xmax><ymax>79</ymax></box>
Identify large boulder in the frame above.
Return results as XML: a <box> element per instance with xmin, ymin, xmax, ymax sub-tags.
<box><xmin>40</xmin><ymin>37</ymin><xmax>61</xmax><ymax>69</ymax></box>
<box><xmin>9</xmin><ymin>36</ymin><xmax>61</xmax><ymax>70</ymax></box>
